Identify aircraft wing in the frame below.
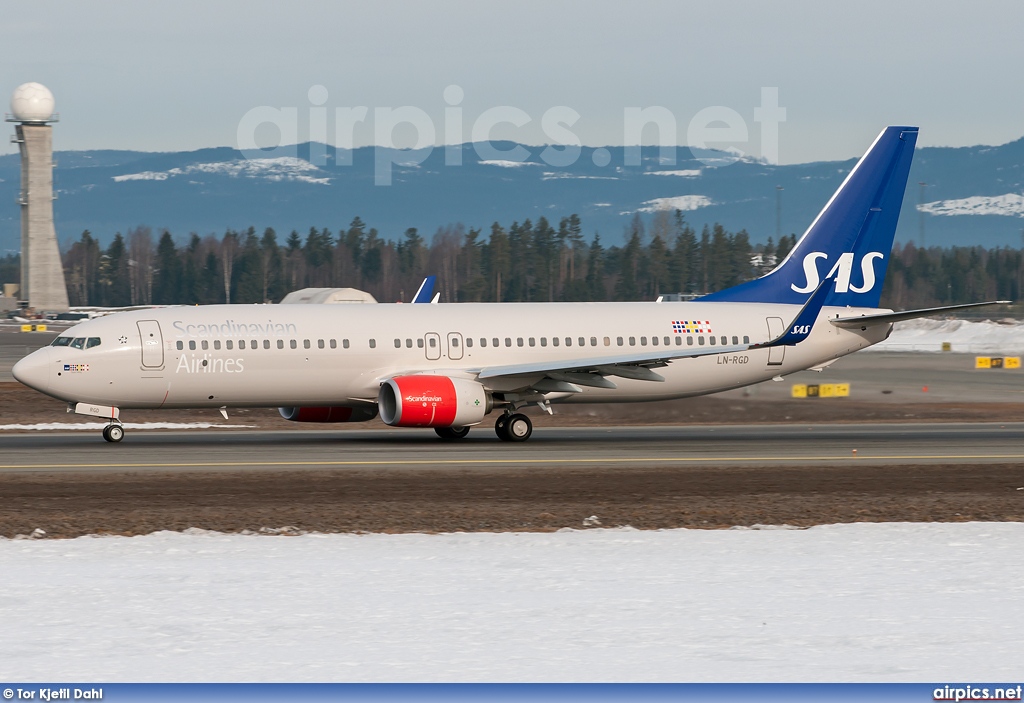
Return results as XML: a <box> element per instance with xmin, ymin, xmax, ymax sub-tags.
<box><xmin>831</xmin><ymin>300</ymin><xmax>1010</xmax><ymax>329</ymax></box>
<box><xmin>475</xmin><ymin>344</ymin><xmax>750</xmax><ymax>385</ymax></box>
<box><xmin>475</xmin><ymin>276</ymin><xmax>836</xmax><ymax>390</ymax></box>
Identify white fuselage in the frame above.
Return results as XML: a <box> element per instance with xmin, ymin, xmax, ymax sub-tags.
<box><xmin>14</xmin><ymin>301</ymin><xmax>889</xmax><ymax>410</ymax></box>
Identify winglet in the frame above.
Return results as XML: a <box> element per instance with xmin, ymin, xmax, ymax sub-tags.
<box><xmin>753</xmin><ymin>274</ymin><xmax>834</xmax><ymax>348</ymax></box>
<box><xmin>412</xmin><ymin>276</ymin><xmax>436</xmax><ymax>304</ymax></box>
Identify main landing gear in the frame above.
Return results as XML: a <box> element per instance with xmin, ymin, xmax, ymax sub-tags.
<box><xmin>434</xmin><ymin>426</ymin><xmax>471</xmax><ymax>440</ymax></box>
<box><xmin>495</xmin><ymin>412</ymin><xmax>532</xmax><ymax>442</ymax></box>
<box><xmin>102</xmin><ymin>423</ymin><xmax>124</xmax><ymax>443</ymax></box>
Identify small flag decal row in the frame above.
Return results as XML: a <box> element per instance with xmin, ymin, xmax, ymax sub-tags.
<box><xmin>671</xmin><ymin>320</ymin><xmax>712</xmax><ymax>334</ymax></box>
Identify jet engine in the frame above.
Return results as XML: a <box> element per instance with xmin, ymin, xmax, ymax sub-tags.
<box><xmin>278</xmin><ymin>406</ymin><xmax>379</xmax><ymax>423</ymax></box>
<box><xmin>378</xmin><ymin>375</ymin><xmax>490</xmax><ymax>428</ymax></box>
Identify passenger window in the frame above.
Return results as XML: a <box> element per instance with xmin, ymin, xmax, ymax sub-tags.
<box><xmin>590</xmin><ymin>337</ymin><xmax>597</xmax><ymax>346</ymax></box>
<box><xmin>406</xmin><ymin>339</ymin><xmax>412</xmax><ymax>348</ymax></box>
<box><xmin>675</xmin><ymin>336</ymin><xmax>682</xmax><ymax>346</ymax></box>
<box><xmin>188</xmin><ymin>340</ymin><xmax>196</xmax><ymax>351</ymax></box>
<box><xmin>629</xmin><ymin>337</ymin><xmax>635</xmax><ymax>346</ymax></box>
<box><xmin>343</xmin><ymin>339</ymin><xmax>350</xmax><ymax>349</ymax></box>
<box><xmin>493</xmin><ymin>338</ymin><xmax>500</xmax><ymax>347</ymax></box>
<box><xmin>303</xmin><ymin>339</ymin><xmax>310</xmax><ymax>349</ymax></box>
<box><xmin>663</xmin><ymin>336</ymin><xmax>670</xmax><ymax>346</ymax></box>
<box><xmin>428</xmin><ymin>337</ymin><xmax>436</xmax><ymax>348</ymax></box>
<box><xmin>565</xmin><ymin>337</ymin><xmax>572</xmax><ymax>346</ymax></box>
<box><xmin>394</xmin><ymin>338</ymin><xmax>402</xmax><ymax>349</ymax></box>
<box><xmin>699</xmin><ymin>336</ymin><xmax>705</xmax><ymax>345</ymax></box>
<box><xmin>452</xmin><ymin>338</ymin><xmax>460</xmax><ymax>348</ymax></box>
<box><xmin>732</xmin><ymin>336</ymin><xmax>739</xmax><ymax>345</ymax></box>
<box><xmin>215</xmin><ymin>340</ymin><xmax>222</xmax><ymax>350</ymax></box>
<box><xmin>264</xmin><ymin>340</ymin><xmax>271</xmax><ymax>349</ymax></box>
<box><xmin>578</xmin><ymin>337</ymin><xmax>585</xmax><ymax>347</ymax></box>
<box><xmin>318</xmin><ymin>339</ymin><xmax>325</xmax><ymax>349</ymax></box>
<box><xmin>290</xmin><ymin>340</ymin><xmax>297</xmax><ymax>349</ymax></box>
<box><xmin>687</xmin><ymin>336</ymin><xmax>694</xmax><ymax>346</ymax></box>
<box><xmin>528</xmin><ymin>337</ymin><xmax>535</xmax><ymax>347</ymax></box>
<box><xmin>369</xmin><ymin>339</ymin><xmax>376</xmax><ymax>349</ymax></box>
<box><xmin>331</xmin><ymin>339</ymin><xmax>337</xmax><ymax>349</ymax></box>
<box><xmin>480</xmin><ymin>338</ymin><xmax>487</xmax><ymax>347</ymax></box>
<box><xmin>617</xmin><ymin>337</ymin><xmax>623</xmax><ymax>346</ymax></box>
<box><xmin>505</xmin><ymin>338</ymin><xmax>512</xmax><ymax>347</ymax></box>
<box><xmin>52</xmin><ymin>337</ymin><xmax>72</xmax><ymax>347</ymax></box>
<box><xmin>540</xmin><ymin>337</ymin><xmax>547</xmax><ymax>347</ymax></box>
<box><xmin>651</xmin><ymin>336</ymin><xmax>659</xmax><ymax>346</ymax></box>
<box><xmin>710</xmin><ymin>336</ymin><xmax>716</xmax><ymax>345</ymax></box>
<box><xmin>743</xmin><ymin>335</ymin><xmax>750</xmax><ymax>344</ymax></box>
<box><xmin>517</xmin><ymin>338</ymin><xmax>524</xmax><ymax>347</ymax></box>
<box><xmin>252</xmin><ymin>339</ymin><xmax>259</xmax><ymax>349</ymax></box>
<box><xmin>86</xmin><ymin>338</ymin><xmax>101</xmax><ymax>349</ymax></box>
<box><xmin>604</xmin><ymin>337</ymin><xmax>610</xmax><ymax>346</ymax></box>
<box><xmin>641</xmin><ymin>336</ymin><xmax>648</xmax><ymax>346</ymax></box>
<box><xmin>277</xmin><ymin>339</ymin><xmax>284</xmax><ymax>349</ymax></box>
<box><xmin>226</xmin><ymin>340</ymin><xmax>234</xmax><ymax>350</ymax></box>
<box><xmin>201</xmin><ymin>340</ymin><xmax>209</xmax><ymax>350</ymax></box>
<box><xmin>176</xmin><ymin>341</ymin><xmax>183</xmax><ymax>351</ymax></box>
<box><xmin>466</xmin><ymin>338</ymin><xmax>473</xmax><ymax>348</ymax></box>
<box><xmin>417</xmin><ymin>338</ymin><xmax>424</xmax><ymax>348</ymax></box>
<box><xmin>553</xmin><ymin>337</ymin><xmax>559</xmax><ymax>347</ymax></box>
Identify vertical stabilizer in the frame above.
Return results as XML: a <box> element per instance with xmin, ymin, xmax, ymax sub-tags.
<box><xmin>701</xmin><ymin>126</ymin><xmax>918</xmax><ymax>307</ymax></box>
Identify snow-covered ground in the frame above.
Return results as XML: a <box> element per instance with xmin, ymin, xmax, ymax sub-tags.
<box><xmin>2</xmin><ymin>523</ymin><xmax>1022</xmax><ymax>682</ymax></box>
<box><xmin>871</xmin><ymin>318</ymin><xmax>1024</xmax><ymax>354</ymax></box>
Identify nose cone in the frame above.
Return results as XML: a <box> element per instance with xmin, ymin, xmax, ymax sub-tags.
<box><xmin>12</xmin><ymin>347</ymin><xmax>51</xmax><ymax>393</ymax></box>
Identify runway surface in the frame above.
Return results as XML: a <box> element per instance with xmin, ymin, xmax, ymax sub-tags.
<box><xmin>3</xmin><ymin>422</ymin><xmax>1024</xmax><ymax>472</ymax></box>
<box><xmin>2</xmin><ymin>423</ymin><xmax>1023</xmax><ymax>538</ymax></box>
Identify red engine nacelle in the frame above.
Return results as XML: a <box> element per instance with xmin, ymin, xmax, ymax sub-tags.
<box><xmin>278</xmin><ymin>406</ymin><xmax>378</xmax><ymax>423</ymax></box>
<box><xmin>378</xmin><ymin>375</ymin><xmax>490</xmax><ymax>428</ymax></box>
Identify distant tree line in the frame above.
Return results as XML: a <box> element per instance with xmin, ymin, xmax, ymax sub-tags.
<box><xmin>41</xmin><ymin>211</ymin><xmax>789</xmax><ymax>307</ymax></box>
<box><xmin>2</xmin><ymin>214</ymin><xmax>1021</xmax><ymax>309</ymax></box>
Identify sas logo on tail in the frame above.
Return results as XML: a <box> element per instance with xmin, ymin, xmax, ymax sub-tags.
<box><xmin>791</xmin><ymin>252</ymin><xmax>884</xmax><ymax>294</ymax></box>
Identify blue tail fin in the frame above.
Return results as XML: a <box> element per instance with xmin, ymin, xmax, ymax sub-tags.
<box><xmin>700</xmin><ymin>126</ymin><xmax>918</xmax><ymax>307</ymax></box>
<box><xmin>412</xmin><ymin>276</ymin><xmax>436</xmax><ymax>304</ymax></box>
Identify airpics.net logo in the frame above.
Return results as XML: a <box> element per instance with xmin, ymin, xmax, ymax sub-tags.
<box><xmin>236</xmin><ymin>85</ymin><xmax>786</xmax><ymax>185</ymax></box>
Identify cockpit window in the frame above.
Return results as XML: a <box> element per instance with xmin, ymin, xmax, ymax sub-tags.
<box><xmin>86</xmin><ymin>337</ymin><xmax>101</xmax><ymax>349</ymax></box>
<box><xmin>70</xmin><ymin>338</ymin><xmax>86</xmax><ymax>349</ymax></box>
<box><xmin>51</xmin><ymin>337</ymin><xmax>72</xmax><ymax>347</ymax></box>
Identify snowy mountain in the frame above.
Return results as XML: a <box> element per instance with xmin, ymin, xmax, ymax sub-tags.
<box><xmin>1</xmin><ymin>135</ymin><xmax>1023</xmax><ymax>251</ymax></box>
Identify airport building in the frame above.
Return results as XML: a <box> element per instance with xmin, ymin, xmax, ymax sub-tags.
<box><xmin>6</xmin><ymin>82</ymin><xmax>70</xmax><ymax>313</ymax></box>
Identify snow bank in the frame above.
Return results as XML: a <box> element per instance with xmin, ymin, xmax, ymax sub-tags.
<box><xmin>2</xmin><ymin>523</ymin><xmax>1022</xmax><ymax>682</ymax></box>
<box><xmin>871</xmin><ymin>318</ymin><xmax>1024</xmax><ymax>353</ymax></box>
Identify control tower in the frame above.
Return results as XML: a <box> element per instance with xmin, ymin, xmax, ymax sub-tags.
<box><xmin>6</xmin><ymin>82</ymin><xmax>69</xmax><ymax>312</ymax></box>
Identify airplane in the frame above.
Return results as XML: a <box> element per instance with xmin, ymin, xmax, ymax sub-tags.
<box><xmin>11</xmin><ymin>126</ymin><xmax>1007</xmax><ymax>443</ymax></box>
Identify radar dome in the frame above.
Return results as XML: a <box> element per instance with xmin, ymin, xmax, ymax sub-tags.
<box><xmin>10</xmin><ymin>82</ymin><xmax>55</xmax><ymax>122</ymax></box>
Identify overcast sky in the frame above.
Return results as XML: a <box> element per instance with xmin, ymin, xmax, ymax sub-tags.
<box><xmin>3</xmin><ymin>0</ymin><xmax>1022</xmax><ymax>164</ymax></box>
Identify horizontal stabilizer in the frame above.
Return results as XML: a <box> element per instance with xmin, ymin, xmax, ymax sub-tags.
<box><xmin>831</xmin><ymin>301</ymin><xmax>1011</xmax><ymax>328</ymax></box>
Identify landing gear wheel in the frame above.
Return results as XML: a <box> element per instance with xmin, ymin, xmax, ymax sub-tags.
<box><xmin>505</xmin><ymin>413</ymin><xmax>532</xmax><ymax>442</ymax></box>
<box><xmin>435</xmin><ymin>426</ymin><xmax>470</xmax><ymax>440</ymax></box>
<box><xmin>495</xmin><ymin>414</ymin><xmax>511</xmax><ymax>441</ymax></box>
<box><xmin>103</xmin><ymin>424</ymin><xmax>124</xmax><ymax>443</ymax></box>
